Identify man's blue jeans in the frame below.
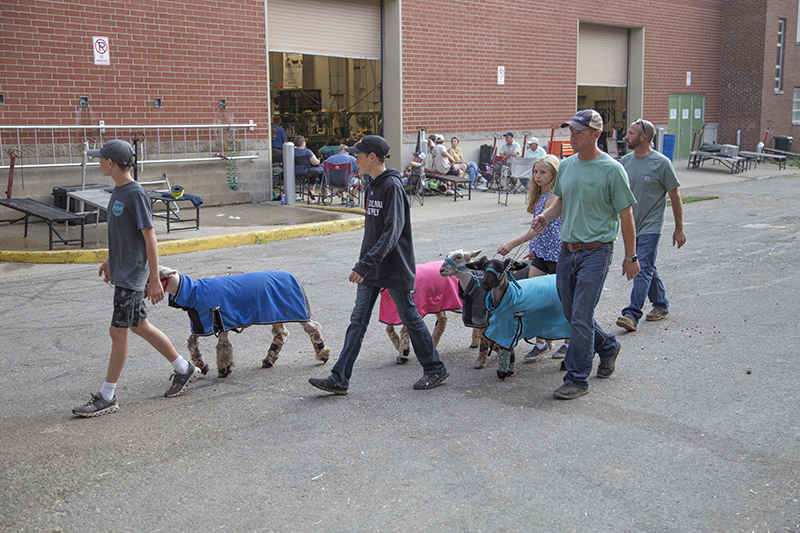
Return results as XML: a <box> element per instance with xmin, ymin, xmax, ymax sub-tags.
<box><xmin>330</xmin><ymin>284</ymin><xmax>446</xmax><ymax>389</ymax></box>
<box><xmin>622</xmin><ymin>233</ymin><xmax>668</xmax><ymax>324</ymax></box>
<box><xmin>556</xmin><ymin>243</ymin><xmax>619</xmax><ymax>389</ymax></box>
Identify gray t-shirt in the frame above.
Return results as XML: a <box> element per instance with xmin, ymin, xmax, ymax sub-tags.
<box><xmin>107</xmin><ymin>181</ymin><xmax>154</xmax><ymax>290</ymax></box>
<box><xmin>621</xmin><ymin>150</ymin><xmax>680</xmax><ymax>235</ymax></box>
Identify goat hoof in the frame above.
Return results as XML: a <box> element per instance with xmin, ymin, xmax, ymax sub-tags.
<box><xmin>199</xmin><ymin>365</ymin><xmax>209</xmax><ymax>375</ymax></box>
<box><xmin>315</xmin><ymin>347</ymin><xmax>331</xmax><ymax>363</ymax></box>
<box><xmin>262</xmin><ymin>358</ymin><xmax>274</xmax><ymax>369</ymax></box>
<box><xmin>396</xmin><ymin>356</ymin><xmax>409</xmax><ymax>365</ymax></box>
<box><xmin>469</xmin><ymin>341</ymin><xmax>480</xmax><ymax>349</ymax></box>
<box><xmin>474</xmin><ymin>361</ymin><xmax>485</xmax><ymax>370</ymax></box>
<box><xmin>497</xmin><ymin>370</ymin><xmax>514</xmax><ymax>380</ymax></box>
<box><xmin>218</xmin><ymin>367</ymin><xmax>231</xmax><ymax>378</ymax></box>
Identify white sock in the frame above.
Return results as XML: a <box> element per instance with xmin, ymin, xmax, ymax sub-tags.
<box><xmin>99</xmin><ymin>381</ymin><xmax>116</xmax><ymax>401</ymax></box>
<box><xmin>171</xmin><ymin>356</ymin><xmax>190</xmax><ymax>374</ymax></box>
<box><xmin>535</xmin><ymin>340</ymin><xmax>548</xmax><ymax>349</ymax></box>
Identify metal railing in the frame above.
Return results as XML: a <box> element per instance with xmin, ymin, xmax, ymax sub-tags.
<box><xmin>0</xmin><ymin>122</ymin><xmax>260</xmax><ymax>169</ymax></box>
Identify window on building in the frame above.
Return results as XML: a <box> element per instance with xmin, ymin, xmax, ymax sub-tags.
<box><xmin>793</xmin><ymin>89</ymin><xmax>800</xmax><ymax>125</ymax></box>
<box><xmin>776</xmin><ymin>19</ymin><xmax>786</xmax><ymax>93</ymax></box>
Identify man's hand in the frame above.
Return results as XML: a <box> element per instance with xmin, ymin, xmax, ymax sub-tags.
<box><xmin>349</xmin><ymin>270</ymin><xmax>364</xmax><ymax>284</ymax></box>
<box><xmin>98</xmin><ymin>260</ymin><xmax>110</xmax><ymax>283</ymax></box>
<box><xmin>673</xmin><ymin>228</ymin><xmax>686</xmax><ymax>249</ymax></box>
<box><xmin>622</xmin><ymin>260</ymin><xmax>640</xmax><ymax>281</ymax></box>
<box><xmin>531</xmin><ymin>215</ymin><xmax>548</xmax><ymax>234</ymax></box>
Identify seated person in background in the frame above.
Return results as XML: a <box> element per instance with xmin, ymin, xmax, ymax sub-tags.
<box><xmin>427</xmin><ymin>135</ymin><xmax>437</xmax><ymax>168</ymax></box>
<box><xmin>271</xmin><ymin>116</ymin><xmax>287</xmax><ymax>163</ymax></box>
<box><xmin>318</xmin><ymin>137</ymin><xmax>339</xmax><ymax>160</ymax></box>
<box><xmin>294</xmin><ymin>136</ymin><xmax>323</xmax><ymax>198</ymax></box>
<box><xmin>326</xmin><ymin>144</ymin><xmax>361</xmax><ymax>199</ymax></box>
<box><xmin>433</xmin><ymin>134</ymin><xmax>463</xmax><ymax>194</ymax></box>
<box><xmin>448</xmin><ymin>136</ymin><xmax>483</xmax><ymax>188</ymax></box>
<box><xmin>402</xmin><ymin>150</ymin><xmax>426</xmax><ymax>192</ymax></box>
<box><xmin>497</xmin><ymin>131</ymin><xmax>521</xmax><ymax>162</ymax></box>
<box><xmin>524</xmin><ymin>136</ymin><xmax>547</xmax><ymax>160</ymax></box>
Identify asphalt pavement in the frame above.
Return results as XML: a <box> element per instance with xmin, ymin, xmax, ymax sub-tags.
<box><xmin>1</xmin><ymin>160</ymin><xmax>798</xmax><ymax>531</ymax></box>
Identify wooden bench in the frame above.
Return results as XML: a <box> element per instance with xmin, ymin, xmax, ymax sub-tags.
<box><xmin>548</xmin><ymin>140</ymin><xmax>574</xmax><ymax>159</ymax></box>
<box><xmin>738</xmin><ymin>151</ymin><xmax>787</xmax><ymax>170</ymax></box>
<box><xmin>424</xmin><ymin>170</ymin><xmax>472</xmax><ymax>202</ymax></box>
<box><xmin>0</xmin><ymin>198</ymin><xmax>85</xmax><ymax>250</ymax></box>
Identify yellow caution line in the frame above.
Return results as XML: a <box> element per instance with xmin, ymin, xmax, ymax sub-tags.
<box><xmin>0</xmin><ymin>217</ymin><xmax>364</xmax><ymax>264</ymax></box>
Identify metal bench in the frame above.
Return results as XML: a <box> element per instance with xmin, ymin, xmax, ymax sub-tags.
<box><xmin>0</xmin><ymin>198</ymin><xmax>85</xmax><ymax>250</ymax></box>
<box><xmin>688</xmin><ymin>151</ymin><xmax>747</xmax><ymax>174</ymax></box>
<box><xmin>738</xmin><ymin>151</ymin><xmax>787</xmax><ymax>170</ymax></box>
<box><xmin>148</xmin><ymin>192</ymin><xmax>201</xmax><ymax>232</ymax></box>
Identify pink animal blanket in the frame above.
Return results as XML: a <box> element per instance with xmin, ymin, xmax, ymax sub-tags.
<box><xmin>378</xmin><ymin>261</ymin><xmax>462</xmax><ymax>325</ymax></box>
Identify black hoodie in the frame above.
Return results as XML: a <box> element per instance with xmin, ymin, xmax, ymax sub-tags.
<box><xmin>352</xmin><ymin>168</ymin><xmax>416</xmax><ymax>290</ymax></box>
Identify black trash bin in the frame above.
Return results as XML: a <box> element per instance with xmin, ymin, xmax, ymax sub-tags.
<box><xmin>52</xmin><ymin>184</ymin><xmax>109</xmax><ymax>225</ymax></box>
<box><xmin>774</xmin><ymin>135</ymin><xmax>793</xmax><ymax>152</ymax></box>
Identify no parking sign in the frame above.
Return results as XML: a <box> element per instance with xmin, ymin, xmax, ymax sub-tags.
<box><xmin>93</xmin><ymin>36</ymin><xmax>110</xmax><ymax>66</ymax></box>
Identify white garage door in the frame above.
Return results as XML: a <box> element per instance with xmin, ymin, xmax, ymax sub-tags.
<box><xmin>578</xmin><ymin>23</ymin><xmax>628</xmax><ymax>87</ymax></box>
<box><xmin>267</xmin><ymin>0</ymin><xmax>382</xmax><ymax>60</ymax></box>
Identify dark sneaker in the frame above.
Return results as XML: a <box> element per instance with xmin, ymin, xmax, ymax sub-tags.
<box><xmin>523</xmin><ymin>343</ymin><xmax>550</xmax><ymax>362</ymax></box>
<box><xmin>616</xmin><ymin>315</ymin><xmax>637</xmax><ymax>331</ymax></box>
<box><xmin>165</xmin><ymin>363</ymin><xmax>201</xmax><ymax>397</ymax></box>
<box><xmin>553</xmin><ymin>382</ymin><xmax>589</xmax><ymax>400</ymax></box>
<box><xmin>552</xmin><ymin>344</ymin><xmax>568</xmax><ymax>359</ymax></box>
<box><xmin>308</xmin><ymin>376</ymin><xmax>348</xmax><ymax>395</ymax></box>
<box><xmin>413</xmin><ymin>370</ymin><xmax>449</xmax><ymax>390</ymax></box>
<box><xmin>73</xmin><ymin>393</ymin><xmax>119</xmax><ymax>417</ymax></box>
<box><xmin>597</xmin><ymin>343</ymin><xmax>621</xmax><ymax>379</ymax></box>
<box><xmin>646</xmin><ymin>308</ymin><xmax>669</xmax><ymax>321</ymax></box>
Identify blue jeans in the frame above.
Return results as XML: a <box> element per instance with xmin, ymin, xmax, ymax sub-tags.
<box><xmin>330</xmin><ymin>284</ymin><xmax>446</xmax><ymax>388</ymax></box>
<box><xmin>556</xmin><ymin>243</ymin><xmax>619</xmax><ymax>389</ymax></box>
<box><xmin>622</xmin><ymin>233</ymin><xmax>668</xmax><ymax>324</ymax></box>
<box><xmin>465</xmin><ymin>162</ymin><xmax>480</xmax><ymax>186</ymax></box>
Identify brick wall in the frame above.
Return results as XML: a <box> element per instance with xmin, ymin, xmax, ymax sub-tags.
<box><xmin>0</xmin><ymin>0</ymin><xmax>269</xmax><ymax>129</ymax></box>
<box><xmin>401</xmin><ymin>0</ymin><xmax>723</xmax><ymax>135</ymax></box>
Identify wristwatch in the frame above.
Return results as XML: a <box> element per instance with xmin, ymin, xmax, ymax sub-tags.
<box><xmin>625</xmin><ymin>255</ymin><xmax>638</xmax><ymax>262</ymax></box>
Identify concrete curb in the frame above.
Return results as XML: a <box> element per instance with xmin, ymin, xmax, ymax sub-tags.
<box><xmin>0</xmin><ymin>216</ymin><xmax>365</xmax><ymax>264</ymax></box>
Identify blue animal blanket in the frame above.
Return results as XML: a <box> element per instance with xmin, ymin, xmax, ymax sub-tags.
<box><xmin>484</xmin><ymin>274</ymin><xmax>571</xmax><ymax>350</ymax></box>
<box><xmin>168</xmin><ymin>271</ymin><xmax>310</xmax><ymax>336</ymax></box>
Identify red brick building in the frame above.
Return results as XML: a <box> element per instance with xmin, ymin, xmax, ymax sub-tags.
<box><xmin>0</xmin><ymin>0</ymin><xmax>796</xmax><ymax>204</ymax></box>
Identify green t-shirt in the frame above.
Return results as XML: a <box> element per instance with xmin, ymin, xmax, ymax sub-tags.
<box><xmin>553</xmin><ymin>152</ymin><xmax>636</xmax><ymax>243</ymax></box>
<box><xmin>621</xmin><ymin>150</ymin><xmax>680</xmax><ymax>235</ymax></box>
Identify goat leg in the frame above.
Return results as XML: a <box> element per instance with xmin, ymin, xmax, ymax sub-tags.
<box><xmin>216</xmin><ymin>331</ymin><xmax>234</xmax><ymax>378</ymax></box>
<box><xmin>470</xmin><ymin>327</ymin><xmax>482</xmax><ymax>349</ymax></box>
<box><xmin>431</xmin><ymin>311</ymin><xmax>447</xmax><ymax>348</ymax></box>
<box><xmin>496</xmin><ymin>347</ymin><xmax>515</xmax><ymax>381</ymax></box>
<box><xmin>397</xmin><ymin>325</ymin><xmax>410</xmax><ymax>365</ymax></box>
<box><xmin>187</xmin><ymin>334</ymin><xmax>209</xmax><ymax>375</ymax></box>
<box><xmin>386</xmin><ymin>324</ymin><xmax>409</xmax><ymax>365</ymax></box>
<box><xmin>474</xmin><ymin>330</ymin><xmax>492</xmax><ymax>370</ymax></box>
<box><xmin>263</xmin><ymin>324</ymin><xmax>289</xmax><ymax>368</ymax></box>
<box><xmin>301</xmin><ymin>320</ymin><xmax>330</xmax><ymax>363</ymax></box>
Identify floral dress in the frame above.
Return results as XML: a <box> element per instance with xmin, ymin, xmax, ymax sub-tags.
<box><xmin>530</xmin><ymin>191</ymin><xmax>562</xmax><ymax>262</ymax></box>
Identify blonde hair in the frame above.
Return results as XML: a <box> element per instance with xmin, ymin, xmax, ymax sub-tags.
<box><xmin>526</xmin><ymin>154</ymin><xmax>559</xmax><ymax>215</ymax></box>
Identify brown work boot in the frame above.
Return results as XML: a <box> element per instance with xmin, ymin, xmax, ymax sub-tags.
<box><xmin>645</xmin><ymin>308</ymin><xmax>669</xmax><ymax>321</ymax></box>
<box><xmin>616</xmin><ymin>315</ymin><xmax>637</xmax><ymax>331</ymax></box>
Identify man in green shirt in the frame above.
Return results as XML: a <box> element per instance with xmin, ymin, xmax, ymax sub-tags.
<box><xmin>616</xmin><ymin>119</ymin><xmax>686</xmax><ymax>332</ymax></box>
<box><xmin>532</xmin><ymin>109</ymin><xmax>639</xmax><ymax>400</ymax></box>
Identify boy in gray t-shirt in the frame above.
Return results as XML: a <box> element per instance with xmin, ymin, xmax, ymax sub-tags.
<box><xmin>72</xmin><ymin>140</ymin><xmax>200</xmax><ymax>417</ymax></box>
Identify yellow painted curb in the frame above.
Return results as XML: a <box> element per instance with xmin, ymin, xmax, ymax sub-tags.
<box><xmin>0</xmin><ymin>217</ymin><xmax>364</xmax><ymax>264</ymax></box>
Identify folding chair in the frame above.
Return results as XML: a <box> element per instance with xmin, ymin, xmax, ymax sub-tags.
<box><xmin>319</xmin><ymin>160</ymin><xmax>360</xmax><ymax>207</ymax></box>
<box><xmin>496</xmin><ymin>156</ymin><xmax>534</xmax><ymax>206</ymax></box>
<box><xmin>294</xmin><ymin>154</ymin><xmax>323</xmax><ymax>204</ymax></box>
<box><xmin>404</xmin><ymin>167</ymin><xmax>425</xmax><ymax>206</ymax></box>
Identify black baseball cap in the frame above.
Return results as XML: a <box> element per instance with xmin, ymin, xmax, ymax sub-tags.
<box><xmin>346</xmin><ymin>135</ymin><xmax>391</xmax><ymax>159</ymax></box>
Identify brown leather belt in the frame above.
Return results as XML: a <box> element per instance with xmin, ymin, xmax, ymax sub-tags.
<box><xmin>562</xmin><ymin>241</ymin><xmax>603</xmax><ymax>252</ymax></box>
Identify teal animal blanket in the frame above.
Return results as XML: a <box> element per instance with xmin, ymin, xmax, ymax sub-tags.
<box><xmin>484</xmin><ymin>274</ymin><xmax>570</xmax><ymax>350</ymax></box>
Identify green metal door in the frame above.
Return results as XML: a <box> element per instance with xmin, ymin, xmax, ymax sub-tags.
<box><xmin>668</xmin><ymin>94</ymin><xmax>705</xmax><ymax>159</ymax></box>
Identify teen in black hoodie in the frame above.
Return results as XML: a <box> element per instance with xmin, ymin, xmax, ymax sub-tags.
<box><xmin>309</xmin><ymin>136</ymin><xmax>448</xmax><ymax>394</ymax></box>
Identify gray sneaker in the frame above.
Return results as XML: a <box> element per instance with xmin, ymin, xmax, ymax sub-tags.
<box><xmin>73</xmin><ymin>393</ymin><xmax>119</xmax><ymax>417</ymax></box>
<box><xmin>165</xmin><ymin>363</ymin><xmax>201</xmax><ymax>398</ymax></box>
<box><xmin>523</xmin><ymin>343</ymin><xmax>551</xmax><ymax>361</ymax></box>
<box><xmin>551</xmin><ymin>344</ymin><xmax>568</xmax><ymax>359</ymax></box>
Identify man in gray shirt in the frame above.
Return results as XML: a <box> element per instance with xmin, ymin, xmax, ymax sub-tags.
<box><xmin>616</xmin><ymin>119</ymin><xmax>686</xmax><ymax>332</ymax></box>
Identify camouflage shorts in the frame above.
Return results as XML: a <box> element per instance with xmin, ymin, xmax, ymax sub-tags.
<box><xmin>111</xmin><ymin>287</ymin><xmax>147</xmax><ymax>328</ymax></box>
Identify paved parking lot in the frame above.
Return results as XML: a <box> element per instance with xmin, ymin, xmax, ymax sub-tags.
<box><xmin>1</xmin><ymin>167</ymin><xmax>798</xmax><ymax>531</ymax></box>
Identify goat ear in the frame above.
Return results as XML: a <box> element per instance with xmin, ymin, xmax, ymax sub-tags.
<box><xmin>465</xmin><ymin>256</ymin><xmax>488</xmax><ymax>271</ymax></box>
<box><xmin>469</xmin><ymin>249</ymin><xmax>482</xmax><ymax>259</ymax></box>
